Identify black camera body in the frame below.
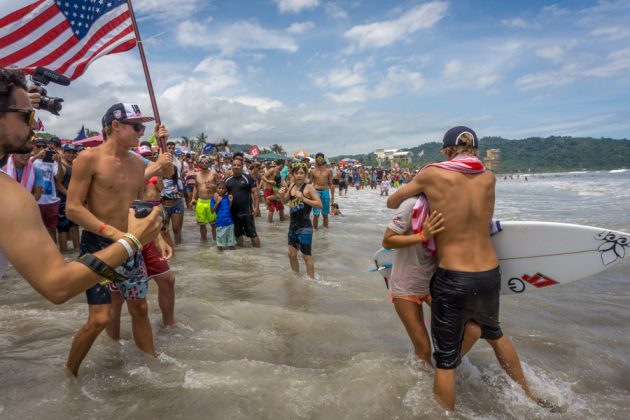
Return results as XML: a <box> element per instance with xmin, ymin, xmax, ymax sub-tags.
<box><xmin>29</xmin><ymin>67</ymin><xmax>70</xmax><ymax>116</ymax></box>
<box><xmin>131</xmin><ymin>200</ymin><xmax>155</xmax><ymax>219</ymax></box>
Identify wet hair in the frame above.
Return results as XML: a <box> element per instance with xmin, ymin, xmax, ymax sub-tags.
<box><xmin>332</xmin><ymin>203</ymin><xmax>339</xmax><ymax>209</ymax></box>
<box><xmin>0</xmin><ymin>68</ymin><xmax>28</xmax><ymax>108</ymax></box>
<box><xmin>441</xmin><ymin>132</ymin><xmax>478</xmax><ymax>157</ymax></box>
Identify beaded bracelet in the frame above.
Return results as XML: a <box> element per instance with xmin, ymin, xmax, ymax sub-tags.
<box><xmin>123</xmin><ymin>233</ymin><xmax>142</xmax><ymax>251</ymax></box>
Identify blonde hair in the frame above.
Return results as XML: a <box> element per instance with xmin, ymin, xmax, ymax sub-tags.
<box><xmin>441</xmin><ymin>132</ymin><xmax>478</xmax><ymax>158</ymax></box>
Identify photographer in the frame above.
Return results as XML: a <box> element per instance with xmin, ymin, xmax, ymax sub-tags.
<box><xmin>31</xmin><ymin>137</ymin><xmax>61</xmax><ymax>243</ymax></box>
<box><xmin>0</xmin><ymin>68</ymin><xmax>162</xmax><ymax>303</ymax></box>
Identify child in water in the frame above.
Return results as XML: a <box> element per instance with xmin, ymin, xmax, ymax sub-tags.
<box><xmin>330</xmin><ymin>203</ymin><xmax>342</xmax><ymax>216</ymax></box>
<box><xmin>382</xmin><ymin>202</ymin><xmax>481</xmax><ymax>367</ymax></box>
<box><xmin>211</xmin><ymin>181</ymin><xmax>236</xmax><ymax>250</ymax></box>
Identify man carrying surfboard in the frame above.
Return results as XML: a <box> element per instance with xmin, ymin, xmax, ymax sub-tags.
<box><xmin>387</xmin><ymin>126</ymin><xmax>542</xmax><ymax>411</ymax></box>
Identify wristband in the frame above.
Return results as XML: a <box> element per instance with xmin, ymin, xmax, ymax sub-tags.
<box><xmin>418</xmin><ymin>230</ymin><xmax>429</xmax><ymax>244</ymax></box>
<box><xmin>123</xmin><ymin>233</ymin><xmax>142</xmax><ymax>251</ymax></box>
<box><xmin>117</xmin><ymin>238</ymin><xmax>134</xmax><ymax>258</ymax></box>
<box><xmin>77</xmin><ymin>253</ymin><xmax>126</xmax><ymax>284</ymax></box>
<box><xmin>98</xmin><ymin>223</ymin><xmax>108</xmax><ymax>234</ymax></box>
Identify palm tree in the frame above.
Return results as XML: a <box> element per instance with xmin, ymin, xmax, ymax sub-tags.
<box><xmin>180</xmin><ymin>136</ymin><xmax>191</xmax><ymax>150</ymax></box>
<box><xmin>193</xmin><ymin>132</ymin><xmax>208</xmax><ymax>152</ymax></box>
<box><xmin>271</xmin><ymin>143</ymin><xmax>286</xmax><ymax>155</ymax></box>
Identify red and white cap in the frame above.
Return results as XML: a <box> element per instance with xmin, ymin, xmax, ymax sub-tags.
<box><xmin>102</xmin><ymin>103</ymin><xmax>155</xmax><ymax>127</ymax></box>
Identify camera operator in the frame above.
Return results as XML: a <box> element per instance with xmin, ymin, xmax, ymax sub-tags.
<box><xmin>30</xmin><ymin>136</ymin><xmax>61</xmax><ymax>243</ymax></box>
<box><xmin>0</xmin><ymin>68</ymin><xmax>162</xmax><ymax>304</ymax></box>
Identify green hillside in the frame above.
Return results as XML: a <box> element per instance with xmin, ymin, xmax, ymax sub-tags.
<box><xmin>331</xmin><ymin>136</ymin><xmax>630</xmax><ymax>173</ymax></box>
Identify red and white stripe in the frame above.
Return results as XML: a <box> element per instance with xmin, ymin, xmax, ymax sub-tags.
<box><xmin>0</xmin><ymin>0</ymin><xmax>136</xmax><ymax>80</ymax></box>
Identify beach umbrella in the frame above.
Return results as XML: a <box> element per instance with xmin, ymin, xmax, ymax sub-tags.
<box><xmin>73</xmin><ymin>135</ymin><xmax>103</xmax><ymax>148</ymax></box>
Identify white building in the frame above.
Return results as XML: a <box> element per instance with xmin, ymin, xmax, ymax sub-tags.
<box><xmin>374</xmin><ymin>148</ymin><xmax>412</xmax><ymax>163</ymax></box>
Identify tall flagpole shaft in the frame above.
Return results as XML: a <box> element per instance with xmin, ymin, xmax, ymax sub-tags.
<box><xmin>126</xmin><ymin>0</ymin><xmax>166</xmax><ymax>152</ymax></box>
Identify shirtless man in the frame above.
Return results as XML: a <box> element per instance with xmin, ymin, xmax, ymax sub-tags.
<box><xmin>261</xmin><ymin>160</ymin><xmax>285</xmax><ymax>223</ymax></box>
<box><xmin>192</xmin><ymin>154</ymin><xmax>219</xmax><ymax>241</ymax></box>
<box><xmin>65</xmin><ymin>103</ymin><xmax>164</xmax><ymax>377</ymax></box>
<box><xmin>108</xmin><ymin>145</ymin><xmax>176</xmax><ymax>336</ymax></box>
<box><xmin>0</xmin><ymin>69</ymin><xmax>162</xmax><ymax>305</ymax></box>
<box><xmin>309</xmin><ymin>153</ymin><xmax>333</xmax><ymax>229</ymax></box>
<box><xmin>387</xmin><ymin>126</ymin><xmax>540</xmax><ymax>411</ymax></box>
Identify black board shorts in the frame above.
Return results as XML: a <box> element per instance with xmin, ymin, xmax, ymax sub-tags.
<box><xmin>233</xmin><ymin>214</ymin><xmax>257</xmax><ymax>238</ymax></box>
<box><xmin>430</xmin><ymin>266</ymin><xmax>503</xmax><ymax>369</ymax></box>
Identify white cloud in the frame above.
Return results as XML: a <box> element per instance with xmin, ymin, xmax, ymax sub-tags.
<box><xmin>442</xmin><ymin>59</ymin><xmax>462</xmax><ymax>77</ymax></box>
<box><xmin>583</xmin><ymin>47</ymin><xmax>630</xmax><ymax>77</ymax></box>
<box><xmin>325</xmin><ymin>2</ymin><xmax>348</xmax><ymax>19</ymax></box>
<box><xmin>313</xmin><ymin>65</ymin><xmax>366</xmax><ymax>89</ymax></box>
<box><xmin>516</xmin><ymin>69</ymin><xmax>576</xmax><ymax>90</ymax></box>
<box><xmin>475</xmin><ymin>74</ymin><xmax>499</xmax><ymax>89</ymax></box>
<box><xmin>134</xmin><ymin>0</ymin><xmax>203</xmax><ymax>20</ymax></box>
<box><xmin>535</xmin><ymin>46</ymin><xmax>568</xmax><ymax>63</ymax></box>
<box><xmin>191</xmin><ymin>57</ymin><xmax>241</xmax><ymax>91</ymax></box>
<box><xmin>177</xmin><ymin>20</ymin><xmax>298</xmax><ymax>54</ymax></box>
<box><xmin>275</xmin><ymin>0</ymin><xmax>320</xmax><ymax>14</ymax></box>
<box><xmin>500</xmin><ymin>18</ymin><xmax>541</xmax><ymax>29</ymax></box>
<box><xmin>584</xmin><ymin>0</ymin><xmax>630</xmax><ymax>13</ymax></box>
<box><xmin>590</xmin><ymin>26</ymin><xmax>630</xmax><ymax>40</ymax></box>
<box><xmin>541</xmin><ymin>4</ymin><xmax>571</xmax><ymax>16</ymax></box>
<box><xmin>287</xmin><ymin>21</ymin><xmax>315</xmax><ymax>34</ymax></box>
<box><xmin>325</xmin><ymin>86</ymin><xmax>369</xmax><ymax>103</ymax></box>
<box><xmin>344</xmin><ymin>2</ymin><xmax>448</xmax><ymax>50</ymax></box>
<box><xmin>231</xmin><ymin>96</ymin><xmax>283</xmax><ymax>113</ymax></box>
<box><xmin>373</xmin><ymin>67</ymin><xmax>424</xmax><ymax>98</ymax></box>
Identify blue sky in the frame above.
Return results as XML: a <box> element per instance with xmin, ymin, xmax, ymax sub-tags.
<box><xmin>2</xmin><ymin>0</ymin><xmax>630</xmax><ymax>154</ymax></box>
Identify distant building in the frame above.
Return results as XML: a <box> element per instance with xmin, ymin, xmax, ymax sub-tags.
<box><xmin>484</xmin><ymin>148</ymin><xmax>502</xmax><ymax>171</ymax></box>
<box><xmin>375</xmin><ymin>148</ymin><xmax>412</xmax><ymax>164</ymax></box>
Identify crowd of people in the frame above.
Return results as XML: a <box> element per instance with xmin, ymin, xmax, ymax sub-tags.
<box><xmin>0</xmin><ymin>68</ymin><xmax>558</xmax><ymax>413</ymax></box>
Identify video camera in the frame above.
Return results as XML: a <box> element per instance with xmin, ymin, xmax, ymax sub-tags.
<box><xmin>29</xmin><ymin>67</ymin><xmax>70</xmax><ymax>116</ymax></box>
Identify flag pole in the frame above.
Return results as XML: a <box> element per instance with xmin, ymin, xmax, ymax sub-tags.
<box><xmin>126</xmin><ymin>0</ymin><xmax>166</xmax><ymax>152</ymax></box>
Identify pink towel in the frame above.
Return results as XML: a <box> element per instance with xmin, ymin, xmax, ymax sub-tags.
<box><xmin>411</xmin><ymin>155</ymin><xmax>486</xmax><ymax>255</ymax></box>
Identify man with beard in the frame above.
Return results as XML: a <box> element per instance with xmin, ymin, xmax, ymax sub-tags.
<box><xmin>0</xmin><ymin>68</ymin><xmax>162</xmax><ymax>304</ymax></box>
<box><xmin>309</xmin><ymin>153</ymin><xmax>333</xmax><ymax>229</ymax></box>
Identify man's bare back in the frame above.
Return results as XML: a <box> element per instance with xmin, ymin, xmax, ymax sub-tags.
<box><xmin>416</xmin><ymin>167</ymin><xmax>498</xmax><ymax>271</ymax></box>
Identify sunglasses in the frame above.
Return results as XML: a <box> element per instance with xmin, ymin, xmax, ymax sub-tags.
<box><xmin>119</xmin><ymin>120</ymin><xmax>146</xmax><ymax>132</ymax></box>
<box><xmin>0</xmin><ymin>107</ymin><xmax>36</xmax><ymax>126</ymax></box>
<box><xmin>34</xmin><ymin>144</ymin><xmax>47</xmax><ymax>148</ymax></box>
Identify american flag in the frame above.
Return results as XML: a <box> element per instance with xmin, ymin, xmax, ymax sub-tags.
<box><xmin>0</xmin><ymin>0</ymin><xmax>136</xmax><ymax>80</ymax></box>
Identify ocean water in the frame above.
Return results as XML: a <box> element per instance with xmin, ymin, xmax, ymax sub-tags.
<box><xmin>1</xmin><ymin>170</ymin><xmax>629</xmax><ymax>419</ymax></box>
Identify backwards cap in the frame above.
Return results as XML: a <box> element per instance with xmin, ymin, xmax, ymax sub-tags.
<box><xmin>442</xmin><ymin>126</ymin><xmax>479</xmax><ymax>149</ymax></box>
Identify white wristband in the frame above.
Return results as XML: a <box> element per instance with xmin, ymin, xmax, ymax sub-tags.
<box><xmin>117</xmin><ymin>238</ymin><xmax>134</xmax><ymax>258</ymax></box>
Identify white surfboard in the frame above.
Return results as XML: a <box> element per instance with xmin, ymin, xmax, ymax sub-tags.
<box><xmin>372</xmin><ymin>222</ymin><xmax>630</xmax><ymax>295</ymax></box>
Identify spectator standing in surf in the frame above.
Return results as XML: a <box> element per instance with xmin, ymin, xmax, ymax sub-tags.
<box><xmin>55</xmin><ymin>143</ymin><xmax>80</xmax><ymax>252</ymax></box>
<box><xmin>278</xmin><ymin>163</ymin><xmax>322</xmax><ymax>278</ymax></box>
<box><xmin>387</xmin><ymin>126</ymin><xmax>542</xmax><ymax>410</ymax></box>
<box><xmin>226</xmin><ymin>157</ymin><xmax>260</xmax><ymax>248</ymax></box>
<box><xmin>309</xmin><ymin>153</ymin><xmax>333</xmax><ymax>229</ymax></box>
<box><xmin>192</xmin><ymin>154</ymin><xmax>219</xmax><ymax>242</ymax></box>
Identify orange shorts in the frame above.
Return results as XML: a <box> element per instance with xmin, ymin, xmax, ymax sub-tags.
<box><xmin>389</xmin><ymin>292</ymin><xmax>431</xmax><ymax>305</ymax></box>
